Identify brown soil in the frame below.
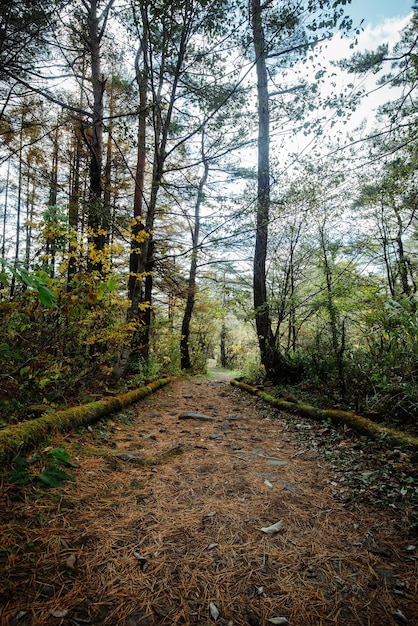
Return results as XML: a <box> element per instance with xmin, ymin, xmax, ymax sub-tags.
<box><xmin>1</xmin><ymin>377</ymin><xmax>417</xmax><ymax>626</ymax></box>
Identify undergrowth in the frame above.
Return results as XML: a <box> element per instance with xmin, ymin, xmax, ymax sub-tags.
<box><xmin>3</xmin><ymin>447</ymin><xmax>78</xmax><ymax>488</ymax></box>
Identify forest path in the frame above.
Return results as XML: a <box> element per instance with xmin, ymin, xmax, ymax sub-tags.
<box><xmin>1</xmin><ymin>377</ymin><xmax>417</xmax><ymax>626</ymax></box>
<box><xmin>205</xmin><ymin>359</ymin><xmax>242</xmax><ymax>381</ymax></box>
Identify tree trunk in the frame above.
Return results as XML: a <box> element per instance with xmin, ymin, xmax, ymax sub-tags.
<box><xmin>114</xmin><ymin>19</ymin><xmax>149</xmax><ymax>379</ymax></box>
<box><xmin>319</xmin><ymin>226</ymin><xmax>345</xmax><ymax>393</ymax></box>
<box><xmin>24</xmin><ymin>171</ymin><xmax>35</xmax><ymax>272</ymax></box>
<box><xmin>129</xmin><ymin>26</ymin><xmax>149</xmax><ymax>341</ymax></box>
<box><xmin>10</xmin><ymin>115</ymin><xmax>24</xmax><ymax>297</ymax></box>
<box><xmin>46</xmin><ymin>126</ymin><xmax>59</xmax><ymax>277</ymax></box>
<box><xmin>180</xmin><ymin>134</ymin><xmax>209</xmax><ymax>371</ymax></box>
<box><xmin>85</xmin><ymin>0</ymin><xmax>114</xmax><ymax>273</ymax></box>
<box><xmin>231</xmin><ymin>379</ymin><xmax>418</xmax><ymax>450</ymax></box>
<box><xmin>67</xmin><ymin>124</ymin><xmax>81</xmax><ymax>285</ymax></box>
<box><xmin>103</xmin><ymin>78</ymin><xmax>114</xmax><ymax>265</ymax></box>
<box><xmin>1</xmin><ymin>160</ymin><xmax>10</xmax><ymax>289</ymax></box>
<box><xmin>251</xmin><ymin>0</ymin><xmax>285</xmax><ymax>379</ymax></box>
<box><xmin>379</xmin><ymin>199</ymin><xmax>396</xmax><ymax>298</ymax></box>
<box><xmin>0</xmin><ymin>378</ymin><xmax>171</xmax><ymax>466</ymax></box>
<box><xmin>393</xmin><ymin>204</ymin><xmax>411</xmax><ymax>298</ymax></box>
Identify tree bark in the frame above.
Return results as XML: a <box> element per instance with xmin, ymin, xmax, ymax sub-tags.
<box><xmin>85</xmin><ymin>0</ymin><xmax>114</xmax><ymax>273</ymax></box>
<box><xmin>45</xmin><ymin>126</ymin><xmax>59</xmax><ymax>277</ymax></box>
<box><xmin>10</xmin><ymin>112</ymin><xmax>24</xmax><ymax>297</ymax></box>
<box><xmin>128</xmin><ymin>19</ymin><xmax>149</xmax><ymax>358</ymax></box>
<box><xmin>251</xmin><ymin>0</ymin><xmax>285</xmax><ymax>379</ymax></box>
<box><xmin>180</xmin><ymin>133</ymin><xmax>209</xmax><ymax>370</ymax></box>
<box><xmin>114</xmin><ymin>14</ymin><xmax>150</xmax><ymax>378</ymax></box>
<box><xmin>67</xmin><ymin>124</ymin><xmax>81</xmax><ymax>285</ymax></box>
<box><xmin>1</xmin><ymin>160</ymin><xmax>10</xmax><ymax>290</ymax></box>
<box><xmin>393</xmin><ymin>204</ymin><xmax>411</xmax><ymax>298</ymax></box>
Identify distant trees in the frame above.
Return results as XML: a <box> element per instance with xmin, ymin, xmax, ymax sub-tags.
<box><xmin>115</xmin><ymin>0</ymin><xmax>248</xmax><ymax>375</ymax></box>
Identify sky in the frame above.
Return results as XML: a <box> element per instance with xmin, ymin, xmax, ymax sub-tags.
<box><xmin>308</xmin><ymin>1</ymin><xmax>414</xmax><ymax>149</ymax></box>
<box><xmin>329</xmin><ymin>1</ymin><xmax>413</xmax><ymax>62</ymax></box>
<box><xmin>261</xmin><ymin>0</ymin><xmax>417</xmax><ymax>178</ymax></box>
<box><xmin>347</xmin><ymin>0</ymin><xmax>414</xmax><ymax>28</ymax></box>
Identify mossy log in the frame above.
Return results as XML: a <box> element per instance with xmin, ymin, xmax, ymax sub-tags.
<box><xmin>0</xmin><ymin>378</ymin><xmax>172</xmax><ymax>466</ymax></box>
<box><xmin>230</xmin><ymin>379</ymin><xmax>418</xmax><ymax>450</ymax></box>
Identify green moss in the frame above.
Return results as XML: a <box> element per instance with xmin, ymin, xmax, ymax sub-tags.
<box><xmin>231</xmin><ymin>380</ymin><xmax>258</xmax><ymax>394</ymax></box>
<box><xmin>231</xmin><ymin>379</ymin><xmax>418</xmax><ymax>450</ymax></box>
<box><xmin>0</xmin><ymin>378</ymin><xmax>172</xmax><ymax>466</ymax></box>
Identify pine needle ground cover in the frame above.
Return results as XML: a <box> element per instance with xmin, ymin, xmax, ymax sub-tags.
<box><xmin>1</xmin><ymin>378</ymin><xmax>417</xmax><ymax>625</ymax></box>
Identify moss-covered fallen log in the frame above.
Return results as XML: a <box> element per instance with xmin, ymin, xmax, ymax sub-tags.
<box><xmin>230</xmin><ymin>379</ymin><xmax>418</xmax><ymax>450</ymax></box>
<box><xmin>0</xmin><ymin>378</ymin><xmax>172</xmax><ymax>466</ymax></box>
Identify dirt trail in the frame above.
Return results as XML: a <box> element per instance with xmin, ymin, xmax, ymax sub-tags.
<box><xmin>1</xmin><ymin>377</ymin><xmax>417</xmax><ymax>626</ymax></box>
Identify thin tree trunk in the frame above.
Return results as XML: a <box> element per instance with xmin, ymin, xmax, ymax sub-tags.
<box><xmin>85</xmin><ymin>0</ymin><xmax>114</xmax><ymax>273</ymax></box>
<box><xmin>128</xmin><ymin>28</ymin><xmax>149</xmax><ymax>328</ymax></box>
<box><xmin>24</xmin><ymin>173</ymin><xmax>35</xmax><ymax>271</ymax></box>
<box><xmin>132</xmin><ymin>0</ymin><xmax>192</xmax><ymax>362</ymax></box>
<box><xmin>319</xmin><ymin>226</ymin><xmax>345</xmax><ymax>392</ymax></box>
<box><xmin>220</xmin><ymin>276</ymin><xmax>227</xmax><ymax>368</ymax></box>
<box><xmin>103</xmin><ymin>75</ymin><xmax>119</xmax><ymax>263</ymax></box>
<box><xmin>67</xmin><ymin>55</ymin><xmax>86</xmax><ymax>286</ymax></box>
<box><xmin>87</xmin><ymin>0</ymin><xmax>104</xmax><ymax>266</ymax></box>
<box><xmin>48</xmin><ymin>126</ymin><xmax>59</xmax><ymax>208</ymax></box>
<box><xmin>1</xmin><ymin>160</ymin><xmax>10</xmax><ymax>287</ymax></box>
<box><xmin>380</xmin><ymin>199</ymin><xmax>395</xmax><ymax>298</ymax></box>
<box><xmin>10</xmin><ymin>117</ymin><xmax>24</xmax><ymax>297</ymax></box>
<box><xmin>67</xmin><ymin>125</ymin><xmax>81</xmax><ymax>285</ymax></box>
<box><xmin>180</xmin><ymin>133</ymin><xmax>209</xmax><ymax>371</ymax></box>
<box><xmin>46</xmin><ymin>126</ymin><xmax>59</xmax><ymax>277</ymax></box>
<box><xmin>114</xmin><ymin>16</ymin><xmax>149</xmax><ymax>378</ymax></box>
<box><xmin>393</xmin><ymin>205</ymin><xmax>411</xmax><ymax>297</ymax></box>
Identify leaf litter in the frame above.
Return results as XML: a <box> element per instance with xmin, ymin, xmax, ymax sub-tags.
<box><xmin>0</xmin><ymin>376</ymin><xmax>417</xmax><ymax>625</ymax></box>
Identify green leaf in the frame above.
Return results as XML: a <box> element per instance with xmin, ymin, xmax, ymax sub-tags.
<box><xmin>37</xmin><ymin>284</ymin><xmax>56</xmax><ymax>307</ymax></box>
<box><xmin>0</xmin><ymin>271</ymin><xmax>9</xmax><ymax>285</ymax></box>
<box><xmin>38</xmin><ymin>466</ymin><xmax>74</xmax><ymax>487</ymax></box>
<box><xmin>0</xmin><ymin>258</ymin><xmax>56</xmax><ymax>307</ymax></box>
<box><xmin>106</xmin><ymin>277</ymin><xmax>118</xmax><ymax>291</ymax></box>
<box><xmin>12</xmin><ymin>455</ymin><xmax>29</xmax><ymax>467</ymax></box>
<box><xmin>7</xmin><ymin>467</ymin><xmax>32</xmax><ymax>485</ymax></box>
<box><xmin>0</xmin><ymin>343</ymin><xmax>22</xmax><ymax>361</ymax></box>
<box><xmin>6</xmin><ymin>456</ymin><xmax>32</xmax><ymax>486</ymax></box>
<box><xmin>46</xmin><ymin>447</ymin><xmax>78</xmax><ymax>468</ymax></box>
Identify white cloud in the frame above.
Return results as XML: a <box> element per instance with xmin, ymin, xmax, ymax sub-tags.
<box><xmin>325</xmin><ymin>13</ymin><xmax>411</xmax><ymax>64</ymax></box>
<box><xmin>313</xmin><ymin>14</ymin><xmax>413</xmax><ymax>138</ymax></box>
<box><xmin>359</xmin><ymin>15</ymin><xmax>411</xmax><ymax>51</ymax></box>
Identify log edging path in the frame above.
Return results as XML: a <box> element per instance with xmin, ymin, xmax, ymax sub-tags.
<box><xmin>0</xmin><ymin>378</ymin><xmax>172</xmax><ymax>465</ymax></box>
<box><xmin>230</xmin><ymin>379</ymin><xmax>418</xmax><ymax>450</ymax></box>
<box><xmin>2</xmin><ymin>375</ymin><xmax>416</xmax><ymax>467</ymax></box>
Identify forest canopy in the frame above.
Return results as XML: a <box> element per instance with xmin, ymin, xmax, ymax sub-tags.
<box><xmin>0</xmin><ymin>0</ymin><xmax>416</xmax><ymax>431</ymax></box>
